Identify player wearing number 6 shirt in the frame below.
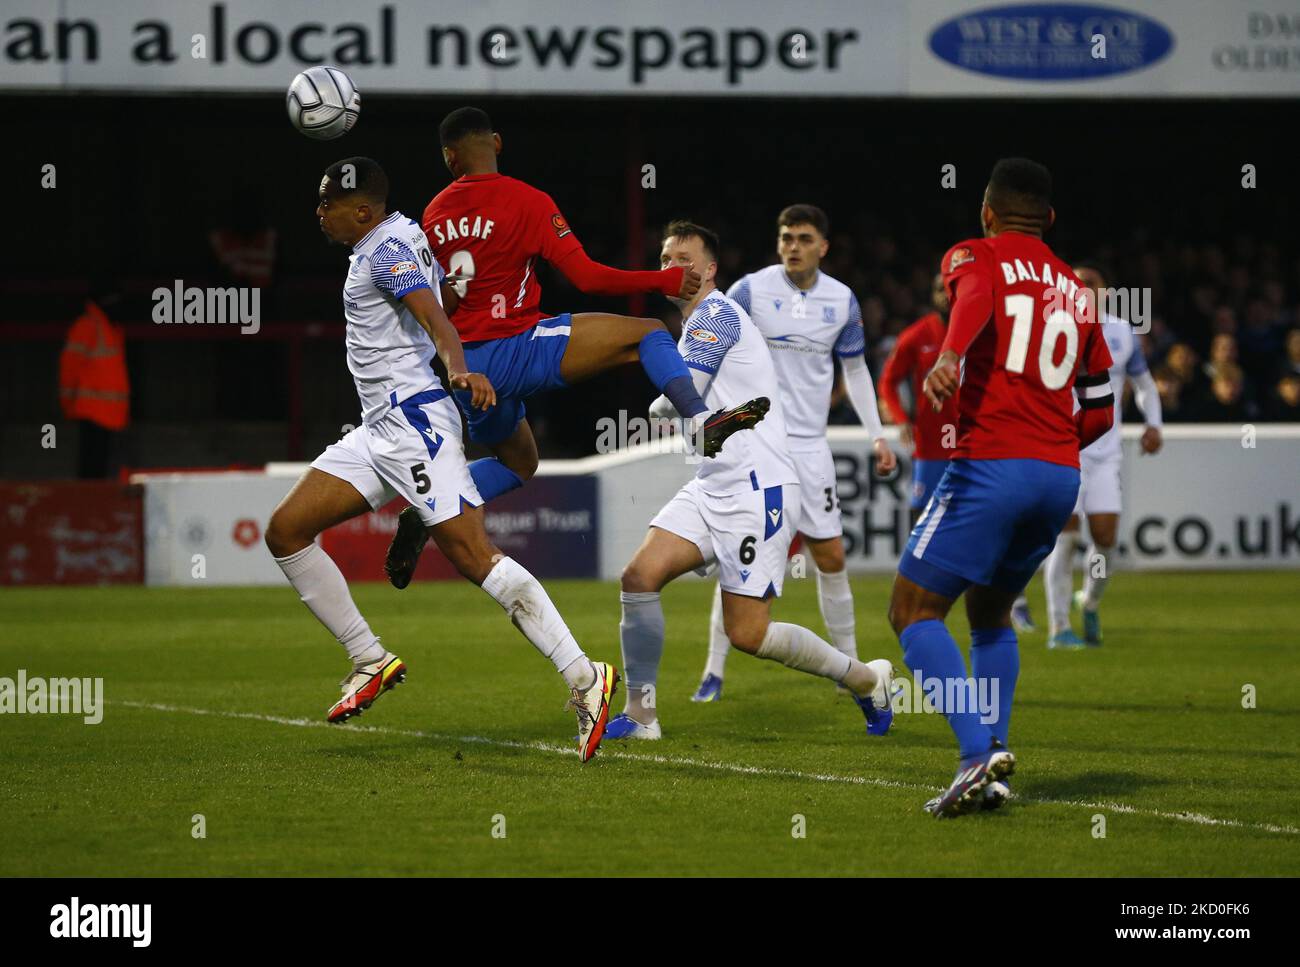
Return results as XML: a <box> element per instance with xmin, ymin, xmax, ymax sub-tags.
<box><xmin>383</xmin><ymin>106</ymin><xmax>767</xmax><ymax>588</ymax></box>
<box><xmin>689</xmin><ymin>204</ymin><xmax>899</xmax><ymax>708</ymax></box>
<box><xmin>266</xmin><ymin>158</ymin><xmax>617</xmax><ymax>763</ymax></box>
<box><xmin>887</xmin><ymin>159</ymin><xmax>1115</xmax><ymax>818</ymax></box>
<box><xmin>603</xmin><ymin>221</ymin><xmax>897</xmax><ymax>742</ymax></box>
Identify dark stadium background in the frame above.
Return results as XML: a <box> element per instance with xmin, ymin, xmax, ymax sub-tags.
<box><xmin>3</xmin><ymin>94</ymin><xmax>1296</xmax><ymax>477</ymax></box>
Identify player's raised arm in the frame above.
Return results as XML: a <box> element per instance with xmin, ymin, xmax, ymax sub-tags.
<box><xmin>552</xmin><ymin>246</ymin><xmax>700</xmax><ymax>301</ymax></box>
<box><xmin>401</xmin><ymin>286</ymin><xmax>495</xmax><ymax>411</ymax></box>
<box><xmin>511</xmin><ymin>182</ymin><xmax>700</xmax><ymax>301</ymax></box>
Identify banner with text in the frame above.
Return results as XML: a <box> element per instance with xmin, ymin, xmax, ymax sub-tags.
<box><xmin>3</xmin><ymin>1</ymin><xmax>1297</xmax><ymax>97</ymax></box>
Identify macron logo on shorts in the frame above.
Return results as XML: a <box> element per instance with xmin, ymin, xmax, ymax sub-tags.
<box><xmin>763</xmin><ymin>485</ymin><xmax>784</xmax><ymax>539</ymax></box>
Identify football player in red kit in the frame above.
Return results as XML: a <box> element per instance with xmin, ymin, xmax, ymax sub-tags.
<box><xmin>880</xmin><ymin>272</ymin><xmax>958</xmax><ymax>525</ymax></box>
<box><xmin>385</xmin><ymin>106</ymin><xmax>769</xmax><ymax>588</ymax></box>
<box><xmin>887</xmin><ymin>158</ymin><xmax>1115</xmax><ymax>818</ymax></box>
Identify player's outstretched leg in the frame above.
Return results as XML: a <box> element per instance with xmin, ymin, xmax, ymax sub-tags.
<box><xmin>561</xmin><ymin>313</ymin><xmax>770</xmax><ymax>457</ymax></box>
<box><xmin>561</xmin><ymin>313</ymin><xmax>710</xmax><ymax>419</ymax></box>
<box><xmin>692</xmin><ymin>583</ymin><xmax>729</xmax><ymax>702</ymax></box>
<box><xmin>725</xmin><ymin>592</ymin><xmax>898</xmax><ymax>736</ymax></box>
<box><xmin>266</xmin><ymin>469</ymin><xmax>407</xmax><ymax>723</ymax></box>
<box><xmin>430</xmin><ymin>506</ymin><xmax>617</xmax><ymax>762</ymax></box>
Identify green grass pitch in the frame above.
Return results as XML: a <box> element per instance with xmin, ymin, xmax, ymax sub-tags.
<box><xmin>2</xmin><ymin>571</ymin><xmax>1297</xmax><ymax>876</ymax></box>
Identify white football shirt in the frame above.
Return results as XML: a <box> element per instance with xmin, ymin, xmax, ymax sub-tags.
<box><xmin>679</xmin><ymin>289</ymin><xmax>798</xmax><ymax>496</ymax></box>
<box><xmin>727</xmin><ymin>265</ymin><xmax>865</xmax><ymax>442</ymax></box>
<box><xmin>343</xmin><ymin>211</ymin><xmax>447</xmax><ymax>424</ymax></box>
<box><xmin>1083</xmin><ymin>312</ymin><xmax>1149</xmax><ymax>461</ymax></box>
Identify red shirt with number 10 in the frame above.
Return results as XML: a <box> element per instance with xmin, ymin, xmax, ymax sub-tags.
<box><xmin>939</xmin><ymin>232</ymin><xmax>1113</xmax><ymax>469</ymax></box>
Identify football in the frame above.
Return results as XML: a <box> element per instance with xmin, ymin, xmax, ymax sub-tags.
<box><xmin>285</xmin><ymin>66</ymin><xmax>360</xmax><ymax>141</ymax></box>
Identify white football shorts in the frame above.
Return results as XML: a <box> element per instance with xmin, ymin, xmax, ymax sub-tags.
<box><xmin>650</xmin><ymin>478</ymin><xmax>801</xmax><ymax>598</ymax></box>
<box><xmin>790</xmin><ymin>439</ymin><xmax>843</xmax><ymax>541</ymax></box>
<box><xmin>1075</xmin><ymin>452</ymin><xmax>1122</xmax><ymax>516</ymax></box>
<box><xmin>311</xmin><ymin>387</ymin><xmax>481</xmax><ymax>527</ymax></box>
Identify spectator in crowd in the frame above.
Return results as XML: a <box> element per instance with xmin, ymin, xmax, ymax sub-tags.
<box><xmin>59</xmin><ymin>281</ymin><xmax>130</xmax><ymax>478</ymax></box>
<box><xmin>1152</xmin><ymin>365</ymin><xmax>1191</xmax><ymax>423</ymax></box>
<box><xmin>1188</xmin><ymin>363</ymin><xmax>1249</xmax><ymax>422</ymax></box>
<box><xmin>1264</xmin><ymin>374</ymin><xmax>1300</xmax><ymax>421</ymax></box>
<box><xmin>1279</xmin><ymin>329</ymin><xmax>1300</xmax><ymax>380</ymax></box>
<box><xmin>1164</xmin><ymin>342</ymin><xmax>1205</xmax><ymax>406</ymax></box>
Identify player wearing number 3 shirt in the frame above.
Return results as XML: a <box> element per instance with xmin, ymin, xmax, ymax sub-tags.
<box><xmin>886</xmin><ymin>159</ymin><xmax>1115</xmax><ymax>819</ymax></box>
<box><xmin>384</xmin><ymin>106</ymin><xmax>767</xmax><ymax>589</ymax></box>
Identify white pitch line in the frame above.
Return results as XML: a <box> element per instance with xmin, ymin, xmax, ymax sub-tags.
<box><xmin>114</xmin><ymin>700</ymin><xmax>1300</xmax><ymax>837</ymax></box>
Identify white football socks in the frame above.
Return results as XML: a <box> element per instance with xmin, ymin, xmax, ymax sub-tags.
<box><xmin>1082</xmin><ymin>544</ymin><xmax>1113</xmax><ymax>610</ymax></box>
<box><xmin>1044</xmin><ymin>531</ymin><xmax>1077</xmax><ymax>634</ymax></box>
<box><xmin>754</xmin><ymin>621</ymin><xmax>877</xmax><ymax>696</ymax></box>
<box><xmin>815</xmin><ymin>567</ymin><xmax>858</xmax><ymax>660</ymax></box>
<box><xmin>620</xmin><ymin>591</ymin><xmax>664</xmax><ymax>722</ymax></box>
<box><xmin>704</xmin><ymin>583</ymin><xmax>730</xmax><ymax>679</ymax></box>
<box><xmin>274</xmin><ymin>543</ymin><xmax>385</xmax><ymax>665</ymax></box>
<box><xmin>481</xmin><ymin>556</ymin><xmax>592</xmax><ymax>690</ymax></box>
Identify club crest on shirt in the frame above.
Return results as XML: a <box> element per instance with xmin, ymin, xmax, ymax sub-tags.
<box><xmin>390</xmin><ymin>260</ymin><xmax>418</xmax><ymax>274</ymax></box>
<box><xmin>822</xmin><ymin>306</ymin><xmax>836</xmax><ymax>323</ymax></box>
<box><xmin>949</xmin><ymin>247</ymin><xmax>974</xmax><ymax>272</ymax></box>
<box><xmin>688</xmin><ymin>328</ymin><xmax>719</xmax><ymax>343</ymax></box>
<box><xmin>551</xmin><ymin>213</ymin><xmax>571</xmax><ymax>238</ymax></box>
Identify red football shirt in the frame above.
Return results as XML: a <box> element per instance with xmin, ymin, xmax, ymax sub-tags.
<box><xmin>880</xmin><ymin>312</ymin><xmax>958</xmax><ymax>461</ymax></box>
<box><xmin>423</xmin><ymin>173</ymin><xmax>582</xmax><ymax>341</ymax></box>
<box><xmin>940</xmin><ymin>232</ymin><xmax>1113</xmax><ymax>468</ymax></box>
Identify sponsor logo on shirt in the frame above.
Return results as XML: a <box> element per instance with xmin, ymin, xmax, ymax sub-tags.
<box><xmin>689</xmin><ymin>329</ymin><xmax>719</xmax><ymax>343</ymax></box>
<box><xmin>391</xmin><ymin>260</ymin><xmax>419</xmax><ymax>274</ymax></box>
<box><xmin>551</xmin><ymin>213</ymin><xmax>571</xmax><ymax>238</ymax></box>
<box><xmin>949</xmin><ymin>247</ymin><xmax>974</xmax><ymax>272</ymax></box>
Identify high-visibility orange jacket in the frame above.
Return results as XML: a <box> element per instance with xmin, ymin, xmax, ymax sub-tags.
<box><xmin>60</xmin><ymin>300</ymin><xmax>130</xmax><ymax>430</ymax></box>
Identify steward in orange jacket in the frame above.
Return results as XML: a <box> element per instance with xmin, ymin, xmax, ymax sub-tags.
<box><xmin>60</xmin><ymin>299</ymin><xmax>129</xmax><ymax>431</ymax></box>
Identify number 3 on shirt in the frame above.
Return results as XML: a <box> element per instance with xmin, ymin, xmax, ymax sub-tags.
<box><xmin>1004</xmin><ymin>293</ymin><xmax>1077</xmax><ymax>390</ymax></box>
<box><xmin>447</xmin><ymin>250</ymin><xmax>475</xmax><ymax>297</ymax></box>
